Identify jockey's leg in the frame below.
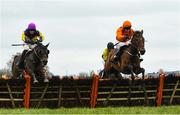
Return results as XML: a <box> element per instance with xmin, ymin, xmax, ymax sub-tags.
<box><xmin>111</xmin><ymin>49</ymin><xmax>120</xmax><ymax>63</ymax></box>
<box><xmin>112</xmin><ymin>45</ymin><xmax>127</xmax><ymax>63</ymax></box>
<box><xmin>18</xmin><ymin>50</ymin><xmax>28</xmax><ymax>69</ymax></box>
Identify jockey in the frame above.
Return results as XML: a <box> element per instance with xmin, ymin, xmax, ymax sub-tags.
<box><xmin>113</xmin><ymin>20</ymin><xmax>134</xmax><ymax>62</ymax></box>
<box><xmin>113</xmin><ymin>20</ymin><xmax>143</xmax><ymax>62</ymax></box>
<box><xmin>99</xmin><ymin>42</ymin><xmax>114</xmax><ymax>77</ymax></box>
<box><xmin>116</xmin><ymin>20</ymin><xmax>134</xmax><ymax>43</ymax></box>
<box><xmin>18</xmin><ymin>22</ymin><xmax>44</xmax><ymax>69</ymax></box>
<box><xmin>102</xmin><ymin>42</ymin><xmax>114</xmax><ymax>62</ymax></box>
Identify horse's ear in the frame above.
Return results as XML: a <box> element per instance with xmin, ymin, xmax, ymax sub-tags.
<box><xmin>45</xmin><ymin>43</ymin><xmax>50</xmax><ymax>48</ymax></box>
<box><xmin>141</xmin><ymin>30</ymin><xmax>143</xmax><ymax>34</ymax></box>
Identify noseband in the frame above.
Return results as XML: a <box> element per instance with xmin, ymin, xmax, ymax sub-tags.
<box><xmin>125</xmin><ymin>38</ymin><xmax>143</xmax><ymax>57</ymax></box>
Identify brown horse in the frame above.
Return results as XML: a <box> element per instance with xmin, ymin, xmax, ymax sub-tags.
<box><xmin>102</xmin><ymin>30</ymin><xmax>148</xmax><ymax>105</ymax></box>
<box><xmin>103</xmin><ymin>30</ymin><xmax>146</xmax><ymax>81</ymax></box>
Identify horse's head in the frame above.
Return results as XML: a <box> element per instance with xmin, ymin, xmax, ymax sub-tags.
<box><xmin>131</xmin><ymin>30</ymin><xmax>146</xmax><ymax>55</ymax></box>
<box><xmin>34</xmin><ymin>43</ymin><xmax>50</xmax><ymax>66</ymax></box>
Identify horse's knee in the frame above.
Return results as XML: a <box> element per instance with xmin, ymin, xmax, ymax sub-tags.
<box><xmin>134</xmin><ymin>68</ymin><xmax>144</xmax><ymax>74</ymax></box>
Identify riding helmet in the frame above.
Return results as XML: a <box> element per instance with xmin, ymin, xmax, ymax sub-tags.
<box><xmin>28</xmin><ymin>22</ymin><xmax>36</xmax><ymax>30</ymax></box>
<box><xmin>123</xmin><ymin>20</ymin><xmax>132</xmax><ymax>28</ymax></box>
<box><xmin>107</xmin><ymin>42</ymin><xmax>114</xmax><ymax>49</ymax></box>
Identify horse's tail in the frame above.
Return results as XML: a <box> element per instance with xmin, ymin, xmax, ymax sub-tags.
<box><xmin>11</xmin><ymin>53</ymin><xmax>21</xmax><ymax>66</ymax></box>
<box><xmin>11</xmin><ymin>53</ymin><xmax>22</xmax><ymax>79</ymax></box>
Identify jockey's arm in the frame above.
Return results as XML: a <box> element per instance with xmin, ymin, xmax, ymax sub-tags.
<box><xmin>102</xmin><ymin>48</ymin><xmax>108</xmax><ymax>61</ymax></box>
<box><xmin>22</xmin><ymin>32</ymin><xmax>26</xmax><ymax>42</ymax></box>
<box><xmin>116</xmin><ymin>28</ymin><xmax>125</xmax><ymax>42</ymax></box>
<box><xmin>38</xmin><ymin>32</ymin><xmax>44</xmax><ymax>42</ymax></box>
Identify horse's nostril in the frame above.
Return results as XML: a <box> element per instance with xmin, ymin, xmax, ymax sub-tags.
<box><xmin>44</xmin><ymin>61</ymin><xmax>48</xmax><ymax>65</ymax></box>
<box><xmin>140</xmin><ymin>50</ymin><xmax>145</xmax><ymax>55</ymax></box>
<box><xmin>41</xmin><ymin>60</ymin><xmax>48</xmax><ymax>65</ymax></box>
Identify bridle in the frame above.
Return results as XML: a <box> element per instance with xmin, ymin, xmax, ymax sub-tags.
<box><xmin>125</xmin><ymin>36</ymin><xmax>144</xmax><ymax>57</ymax></box>
<box><xmin>125</xmin><ymin>50</ymin><xmax>139</xmax><ymax>57</ymax></box>
<box><xmin>33</xmin><ymin>47</ymin><xmax>44</xmax><ymax>62</ymax></box>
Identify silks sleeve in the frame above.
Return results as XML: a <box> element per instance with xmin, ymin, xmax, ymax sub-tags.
<box><xmin>39</xmin><ymin>32</ymin><xmax>45</xmax><ymax>41</ymax></box>
<box><xmin>116</xmin><ymin>28</ymin><xmax>124</xmax><ymax>42</ymax></box>
<box><xmin>22</xmin><ymin>32</ymin><xmax>26</xmax><ymax>42</ymax></box>
<box><xmin>102</xmin><ymin>48</ymin><xmax>108</xmax><ymax>61</ymax></box>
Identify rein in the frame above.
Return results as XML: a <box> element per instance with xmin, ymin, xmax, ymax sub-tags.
<box><xmin>125</xmin><ymin>50</ymin><xmax>139</xmax><ymax>57</ymax></box>
<box><xmin>33</xmin><ymin>48</ymin><xmax>43</xmax><ymax>61</ymax></box>
<box><xmin>125</xmin><ymin>43</ymin><xmax>139</xmax><ymax>57</ymax></box>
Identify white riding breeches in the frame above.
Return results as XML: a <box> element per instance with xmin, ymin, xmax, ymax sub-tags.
<box><xmin>23</xmin><ymin>44</ymin><xmax>37</xmax><ymax>50</ymax></box>
<box><xmin>115</xmin><ymin>40</ymin><xmax>131</xmax><ymax>49</ymax></box>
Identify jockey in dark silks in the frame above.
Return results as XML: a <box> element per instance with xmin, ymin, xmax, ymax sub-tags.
<box><xmin>18</xmin><ymin>22</ymin><xmax>45</xmax><ymax>69</ymax></box>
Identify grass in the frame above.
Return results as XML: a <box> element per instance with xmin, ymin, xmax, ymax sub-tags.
<box><xmin>0</xmin><ymin>106</ymin><xmax>180</xmax><ymax>114</ymax></box>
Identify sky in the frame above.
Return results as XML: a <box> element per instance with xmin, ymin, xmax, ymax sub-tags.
<box><xmin>0</xmin><ymin>0</ymin><xmax>180</xmax><ymax>76</ymax></box>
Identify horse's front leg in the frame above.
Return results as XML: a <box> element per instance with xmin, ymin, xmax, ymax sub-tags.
<box><xmin>128</xmin><ymin>65</ymin><xmax>135</xmax><ymax>84</ymax></box>
<box><xmin>134</xmin><ymin>67</ymin><xmax>145</xmax><ymax>80</ymax></box>
<box><xmin>141</xmin><ymin>68</ymin><xmax>145</xmax><ymax>79</ymax></box>
<box><xmin>25</xmin><ymin>61</ymin><xmax>38</xmax><ymax>83</ymax></box>
<box><xmin>40</xmin><ymin>66</ymin><xmax>49</xmax><ymax>83</ymax></box>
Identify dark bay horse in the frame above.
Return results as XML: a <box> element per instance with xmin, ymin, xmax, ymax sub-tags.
<box><xmin>104</xmin><ymin>30</ymin><xmax>146</xmax><ymax>81</ymax></box>
<box><xmin>103</xmin><ymin>30</ymin><xmax>147</xmax><ymax>105</ymax></box>
<box><xmin>12</xmin><ymin>43</ymin><xmax>50</xmax><ymax>83</ymax></box>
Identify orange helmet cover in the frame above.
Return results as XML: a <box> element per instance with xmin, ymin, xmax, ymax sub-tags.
<box><xmin>123</xmin><ymin>20</ymin><xmax>132</xmax><ymax>28</ymax></box>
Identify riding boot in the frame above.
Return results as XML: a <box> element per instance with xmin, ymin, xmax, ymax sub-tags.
<box><xmin>111</xmin><ymin>48</ymin><xmax>122</xmax><ymax>64</ymax></box>
<box><xmin>18</xmin><ymin>50</ymin><xmax>28</xmax><ymax>69</ymax></box>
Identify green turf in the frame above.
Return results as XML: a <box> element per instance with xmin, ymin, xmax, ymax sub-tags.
<box><xmin>0</xmin><ymin>106</ymin><xmax>180</xmax><ymax>114</ymax></box>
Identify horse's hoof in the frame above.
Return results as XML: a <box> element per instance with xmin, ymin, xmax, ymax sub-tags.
<box><xmin>33</xmin><ymin>79</ymin><xmax>38</xmax><ymax>83</ymax></box>
<box><xmin>44</xmin><ymin>79</ymin><xmax>49</xmax><ymax>83</ymax></box>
